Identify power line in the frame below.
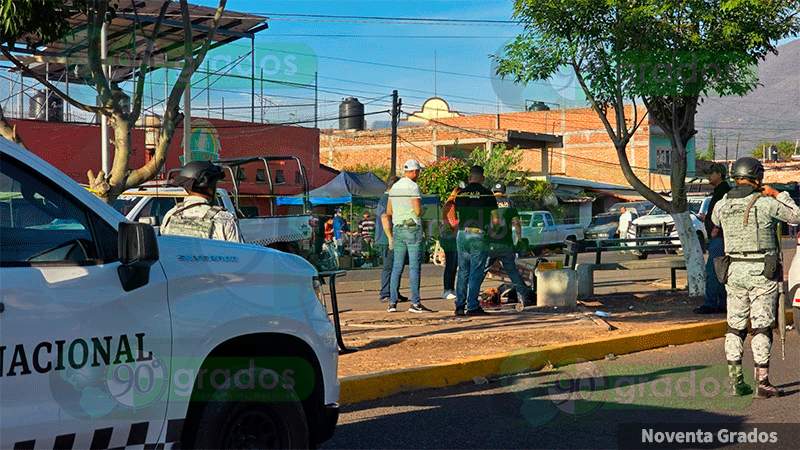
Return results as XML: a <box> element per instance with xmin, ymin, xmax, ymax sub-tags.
<box><xmin>266</xmin><ymin>33</ymin><xmax>518</xmax><ymax>39</ymax></box>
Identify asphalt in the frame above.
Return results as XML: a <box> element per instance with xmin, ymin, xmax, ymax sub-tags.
<box><xmin>325</xmin><ymin>331</ymin><xmax>800</xmax><ymax>449</ymax></box>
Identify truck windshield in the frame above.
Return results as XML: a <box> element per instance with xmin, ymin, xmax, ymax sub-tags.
<box><xmin>519</xmin><ymin>213</ymin><xmax>532</xmax><ymax>226</ymax></box>
<box><xmin>112</xmin><ymin>197</ymin><xmax>139</xmax><ymax>216</ymax></box>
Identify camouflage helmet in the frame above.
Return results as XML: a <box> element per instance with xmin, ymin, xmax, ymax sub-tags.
<box><xmin>731</xmin><ymin>157</ymin><xmax>764</xmax><ymax>183</ymax></box>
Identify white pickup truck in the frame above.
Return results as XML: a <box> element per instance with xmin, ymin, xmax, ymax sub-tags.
<box><xmin>113</xmin><ymin>185</ymin><xmax>313</xmax><ymax>254</ymax></box>
<box><xmin>0</xmin><ymin>138</ymin><xmax>339</xmax><ymax>448</ymax></box>
<box><xmin>629</xmin><ymin>197</ymin><xmax>710</xmax><ymax>258</ymax></box>
<box><xmin>519</xmin><ymin>210</ymin><xmax>585</xmax><ymax>253</ymax></box>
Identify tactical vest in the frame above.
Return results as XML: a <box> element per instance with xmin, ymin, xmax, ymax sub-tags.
<box><xmin>161</xmin><ymin>203</ymin><xmax>225</xmax><ymax>239</ymax></box>
<box><xmin>717</xmin><ymin>193</ymin><xmax>777</xmax><ymax>254</ymax></box>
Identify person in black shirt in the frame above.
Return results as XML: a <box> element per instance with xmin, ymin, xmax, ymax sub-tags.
<box><xmin>453</xmin><ymin>165</ymin><xmax>497</xmax><ymax>316</ymax></box>
<box><xmin>487</xmin><ymin>183</ymin><xmax>533</xmax><ymax>304</ymax></box>
<box><xmin>695</xmin><ymin>162</ymin><xmax>732</xmax><ymax>314</ymax></box>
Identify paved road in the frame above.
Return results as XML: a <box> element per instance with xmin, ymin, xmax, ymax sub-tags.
<box><xmin>326</xmin><ymin>332</ymin><xmax>800</xmax><ymax>449</ymax></box>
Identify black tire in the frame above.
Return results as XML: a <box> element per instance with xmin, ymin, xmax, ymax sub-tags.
<box><xmin>189</xmin><ymin>373</ymin><xmax>310</xmax><ymax>449</ymax></box>
<box><xmin>637</xmin><ymin>252</ymin><xmax>648</xmax><ymax>260</ymax></box>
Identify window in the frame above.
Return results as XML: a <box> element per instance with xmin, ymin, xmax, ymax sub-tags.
<box><xmin>544</xmin><ymin>214</ymin><xmax>554</xmax><ymax>227</ymax></box>
<box><xmin>0</xmin><ymin>156</ymin><xmax>108</xmax><ymax>265</ymax></box>
<box><xmin>236</xmin><ymin>168</ymin><xmax>247</xmax><ymax>181</ymax></box>
<box><xmin>656</xmin><ymin>148</ymin><xmax>672</xmax><ymax>173</ymax></box>
<box><xmin>294</xmin><ymin>170</ymin><xmax>302</xmax><ymax>184</ymax></box>
<box><xmin>256</xmin><ymin>168</ymin><xmax>266</xmax><ymax>183</ymax></box>
<box><xmin>275</xmin><ymin>169</ymin><xmax>286</xmax><ymax>185</ymax></box>
<box><xmin>138</xmin><ymin>197</ymin><xmax>179</xmax><ymax>226</ymax></box>
<box><xmin>531</xmin><ymin>214</ymin><xmax>545</xmax><ymax>227</ymax></box>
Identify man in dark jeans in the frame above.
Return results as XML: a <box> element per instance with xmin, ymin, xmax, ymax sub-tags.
<box><xmin>375</xmin><ymin>176</ymin><xmax>408</xmax><ymax>303</ymax></box>
<box><xmin>487</xmin><ymin>183</ymin><xmax>533</xmax><ymax>305</ymax></box>
<box><xmin>454</xmin><ymin>165</ymin><xmax>497</xmax><ymax>316</ymax></box>
<box><xmin>695</xmin><ymin>163</ymin><xmax>731</xmax><ymax>314</ymax></box>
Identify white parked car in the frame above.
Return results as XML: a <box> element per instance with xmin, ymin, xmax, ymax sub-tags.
<box><xmin>0</xmin><ymin>138</ymin><xmax>339</xmax><ymax>448</ymax></box>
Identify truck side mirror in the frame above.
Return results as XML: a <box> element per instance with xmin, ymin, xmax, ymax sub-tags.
<box><xmin>117</xmin><ymin>222</ymin><xmax>159</xmax><ymax>291</ymax></box>
<box><xmin>138</xmin><ymin>216</ymin><xmax>157</xmax><ymax>226</ymax></box>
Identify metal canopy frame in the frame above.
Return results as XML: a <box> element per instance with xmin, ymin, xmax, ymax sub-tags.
<box><xmin>7</xmin><ymin>0</ymin><xmax>268</xmax><ymax>84</ymax></box>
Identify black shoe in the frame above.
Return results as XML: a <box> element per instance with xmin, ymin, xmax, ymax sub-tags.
<box><xmin>693</xmin><ymin>305</ymin><xmax>718</xmax><ymax>314</ymax></box>
<box><xmin>466</xmin><ymin>307</ymin><xmax>490</xmax><ymax>316</ymax></box>
<box><xmin>408</xmin><ymin>303</ymin><xmax>434</xmax><ymax>313</ymax></box>
<box><xmin>397</xmin><ymin>293</ymin><xmax>410</xmax><ymax>303</ymax></box>
<box><xmin>455</xmin><ymin>308</ymin><xmax>466</xmax><ymax>317</ymax></box>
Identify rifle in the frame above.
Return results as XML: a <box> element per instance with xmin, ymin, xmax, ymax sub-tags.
<box><xmin>777</xmin><ymin>222</ymin><xmax>786</xmax><ymax>360</ymax></box>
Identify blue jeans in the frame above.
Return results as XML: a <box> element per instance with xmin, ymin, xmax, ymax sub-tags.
<box><xmin>704</xmin><ymin>236</ymin><xmax>727</xmax><ymax>309</ymax></box>
<box><xmin>390</xmin><ymin>225</ymin><xmax>423</xmax><ymax>305</ymax></box>
<box><xmin>456</xmin><ymin>230</ymin><xmax>489</xmax><ymax>311</ymax></box>
<box><xmin>378</xmin><ymin>244</ymin><xmax>405</xmax><ymax>300</ymax></box>
<box><xmin>488</xmin><ymin>250</ymin><xmax>532</xmax><ymax>300</ymax></box>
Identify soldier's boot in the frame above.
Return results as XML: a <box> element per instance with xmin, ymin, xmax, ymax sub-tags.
<box><xmin>727</xmin><ymin>362</ymin><xmax>752</xmax><ymax>396</ymax></box>
<box><xmin>754</xmin><ymin>366</ymin><xmax>782</xmax><ymax>398</ymax></box>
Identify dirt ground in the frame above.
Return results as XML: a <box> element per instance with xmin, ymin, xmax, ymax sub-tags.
<box><xmin>337</xmin><ymin>288</ymin><xmax>719</xmax><ymax>377</ymax></box>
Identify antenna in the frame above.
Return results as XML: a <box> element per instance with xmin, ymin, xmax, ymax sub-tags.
<box><xmin>433</xmin><ymin>50</ymin><xmax>438</xmax><ymax>97</ymax></box>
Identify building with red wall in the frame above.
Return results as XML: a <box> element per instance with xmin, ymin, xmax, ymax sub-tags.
<box><xmin>10</xmin><ymin>117</ymin><xmax>336</xmax><ymax>195</ymax></box>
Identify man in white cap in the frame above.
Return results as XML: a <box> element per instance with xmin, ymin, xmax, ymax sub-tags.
<box><xmin>382</xmin><ymin>159</ymin><xmax>433</xmax><ymax>313</ymax></box>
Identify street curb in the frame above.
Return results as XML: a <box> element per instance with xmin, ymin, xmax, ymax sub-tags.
<box><xmin>339</xmin><ymin>311</ymin><xmax>795</xmax><ymax>405</ymax></box>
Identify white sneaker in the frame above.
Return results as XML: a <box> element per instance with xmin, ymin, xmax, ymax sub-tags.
<box><xmin>442</xmin><ymin>290</ymin><xmax>457</xmax><ymax>301</ymax></box>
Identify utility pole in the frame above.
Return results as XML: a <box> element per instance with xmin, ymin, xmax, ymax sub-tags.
<box><xmin>100</xmin><ymin>21</ymin><xmax>109</xmax><ymax>174</ymax></box>
<box><xmin>314</xmin><ymin>71</ymin><xmax>319</xmax><ymax>128</ymax></box>
<box><xmin>735</xmin><ymin>133</ymin><xmax>741</xmax><ymax>160</ymax></box>
<box><xmin>390</xmin><ymin>90</ymin><xmax>400</xmax><ymax>176</ymax></box>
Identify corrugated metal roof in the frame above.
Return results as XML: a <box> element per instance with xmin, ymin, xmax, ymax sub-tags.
<box><xmin>7</xmin><ymin>0</ymin><xmax>267</xmax><ymax>84</ymax></box>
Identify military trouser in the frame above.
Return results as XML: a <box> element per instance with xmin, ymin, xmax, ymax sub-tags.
<box><xmin>725</xmin><ymin>260</ymin><xmax>779</xmax><ymax>367</ymax></box>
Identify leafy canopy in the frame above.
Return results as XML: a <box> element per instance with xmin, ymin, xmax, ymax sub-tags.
<box><xmin>1</xmin><ymin>0</ymin><xmax>87</xmax><ymax>47</ymax></box>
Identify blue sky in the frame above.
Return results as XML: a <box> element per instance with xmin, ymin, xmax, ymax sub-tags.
<box><xmin>189</xmin><ymin>0</ymin><xmax>577</xmax><ymax>126</ymax></box>
<box><xmin>186</xmin><ymin>0</ymin><xmax>797</xmax><ymax>127</ymax></box>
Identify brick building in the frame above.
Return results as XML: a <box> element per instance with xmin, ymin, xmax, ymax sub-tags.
<box><xmin>320</xmin><ymin>102</ymin><xmax>697</xmax><ymax>195</ymax></box>
<box><xmin>11</xmin><ymin>118</ymin><xmax>336</xmax><ymax>197</ymax></box>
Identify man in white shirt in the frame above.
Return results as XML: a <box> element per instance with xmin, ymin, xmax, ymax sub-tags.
<box><xmin>617</xmin><ymin>206</ymin><xmax>633</xmax><ymax>239</ymax></box>
<box><xmin>382</xmin><ymin>159</ymin><xmax>432</xmax><ymax>313</ymax></box>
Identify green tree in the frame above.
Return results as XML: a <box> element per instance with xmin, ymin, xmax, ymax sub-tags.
<box><xmin>699</xmin><ymin>130</ymin><xmax>717</xmax><ymax>161</ymax></box>
<box><xmin>467</xmin><ymin>143</ymin><xmax>523</xmax><ymax>187</ymax></box>
<box><xmin>751</xmin><ymin>141</ymin><xmax>798</xmax><ymax>161</ymax></box>
<box><xmin>417</xmin><ymin>158</ymin><xmax>470</xmax><ymax>202</ymax></box>
<box><xmin>1</xmin><ymin>0</ymin><xmax>229</xmax><ymax>202</ymax></box>
<box><xmin>495</xmin><ymin>0</ymin><xmax>798</xmax><ymax>296</ymax></box>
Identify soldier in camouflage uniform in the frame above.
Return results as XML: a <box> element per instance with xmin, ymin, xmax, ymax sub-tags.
<box><xmin>161</xmin><ymin>161</ymin><xmax>241</xmax><ymax>242</ymax></box>
<box><xmin>712</xmin><ymin>157</ymin><xmax>800</xmax><ymax>398</ymax></box>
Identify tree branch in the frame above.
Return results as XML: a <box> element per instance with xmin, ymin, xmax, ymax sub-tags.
<box><xmin>0</xmin><ymin>47</ymin><xmax>104</xmax><ymax>115</ymax></box>
<box><xmin>0</xmin><ymin>105</ymin><xmax>23</xmax><ymax>145</ymax></box>
<box><xmin>125</xmin><ymin>0</ymin><xmax>227</xmax><ymax>188</ymax></box>
<box><xmin>86</xmin><ymin>0</ymin><xmax>114</xmax><ymax>109</ymax></box>
<box><xmin>130</xmin><ymin>0</ymin><xmax>170</xmax><ymax>124</ymax></box>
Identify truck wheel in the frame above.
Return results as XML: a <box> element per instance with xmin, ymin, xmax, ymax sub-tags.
<box><xmin>190</xmin><ymin>382</ymin><xmax>309</xmax><ymax>449</ymax></box>
<box><xmin>637</xmin><ymin>252</ymin><xmax>648</xmax><ymax>260</ymax></box>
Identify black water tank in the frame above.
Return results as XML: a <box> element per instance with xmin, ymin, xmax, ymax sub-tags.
<box><xmin>29</xmin><ymin>90</ymin><xmax>63</xmax><ymax>121</ymax></box>
<box><xmin>339</xmin><ymin>97</ymin><xmax>365</xmax><ymax>130</ymax></box>
<box><xmin>527</xmin><ymin>101</ymin><xmax>550</xmax><ymax>111</ymax></box>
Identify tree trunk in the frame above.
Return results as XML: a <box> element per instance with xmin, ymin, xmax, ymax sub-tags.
<box><xmin>672</xmin><ymin>211</ymin><xmax>705</xmax><ymax>297</ymax></box>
